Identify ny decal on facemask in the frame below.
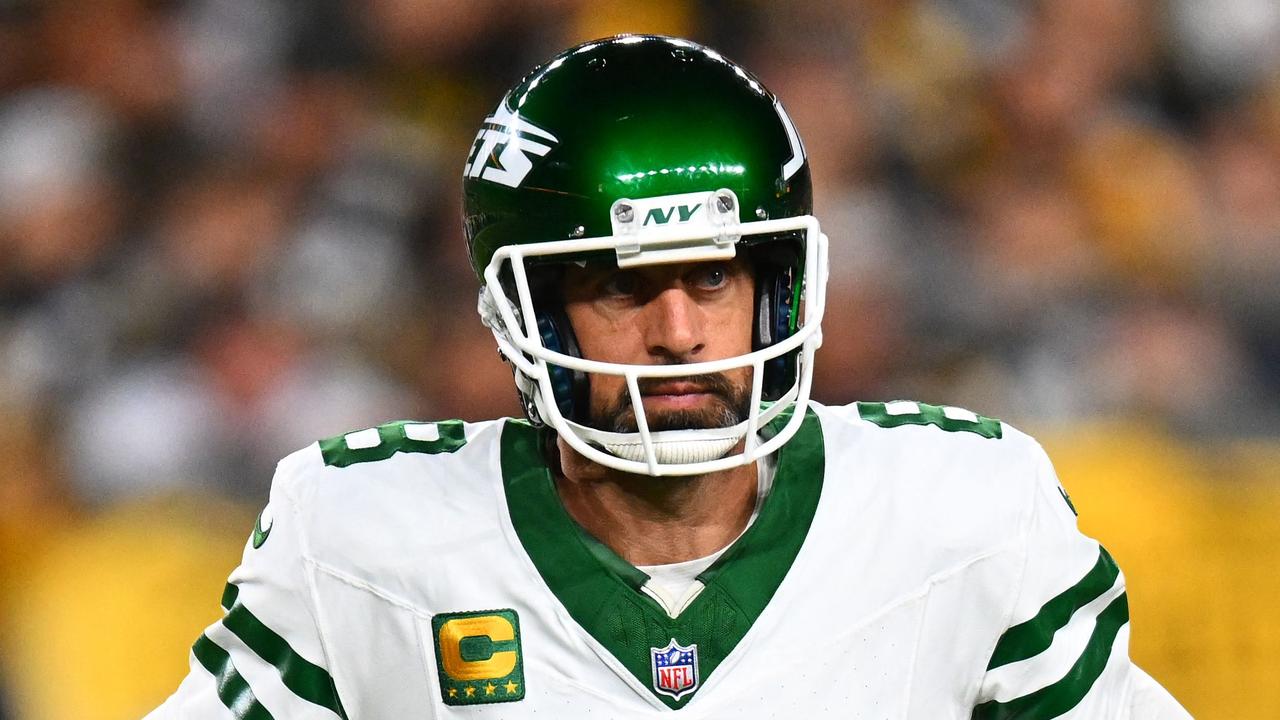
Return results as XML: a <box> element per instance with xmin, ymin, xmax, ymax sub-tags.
<box><xmin>643</xmin><ymin>202</ymin><xmax>703</xmax><ymax>226</ymax></box>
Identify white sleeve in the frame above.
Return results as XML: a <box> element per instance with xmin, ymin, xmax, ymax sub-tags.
<box><xmin>972</xmin><ymin>443</ymin><xmax>1190</xmax><ymax>719</ymax></box>
<box><xmin>146</xmin><ymin>451</ymin><xmax>347</xmax><ymax>720</ymax></box>
<box><xmin>1128</xmin><ymin>666</ymin><xmax>1192</xmax><ymax>719</ymax></box>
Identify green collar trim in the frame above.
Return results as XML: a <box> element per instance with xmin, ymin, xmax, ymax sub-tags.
<box><xmin>501</xmin><ymin>410</ymin><xmax>824</xmax><ymax>709</ymax></box>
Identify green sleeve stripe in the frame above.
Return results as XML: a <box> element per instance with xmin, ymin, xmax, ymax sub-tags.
<box><xmin>218</xmin><ymin>589</ymin><xmax>348</xmax><ymax>719</ymax></box>
<box><xmin>987</xmin><ymin>546</ymin><xmax>1120</xmax><ymax>670</ymax></box>
<box><xmin>192</xmin><ymin>634</ymin><xmax>275</xmax><ymax>720</ymax></box>
<box><xmin>973</xmin><ymin>592</ymin><xmax>1129</xmax><ymax>720</ymax></box>
<box><xmin>221</xmin><ymin>582</ymin><xmax>240</xmax><ymax>611</ymax></box>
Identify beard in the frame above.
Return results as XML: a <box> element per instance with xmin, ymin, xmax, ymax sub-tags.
<box><xmin>593</xmin><ymin>371</ymin><xmax>753</xmax><ymax>433</ymax></box>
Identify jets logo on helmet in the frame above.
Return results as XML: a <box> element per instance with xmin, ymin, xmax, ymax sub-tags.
<box><xmin>464</xmin><ymin>103</ymin><xmax>559</xmax><ymax>188</ymax></box>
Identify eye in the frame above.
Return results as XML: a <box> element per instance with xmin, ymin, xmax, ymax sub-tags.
<box><xmin>602</xmin><ymin>271</ymin><xmax>639</xmax><ymax>296</ymax></box>
<box><xmin>694</xmin><ymin>264</ymin><xmax>729</xmax><ymax>290</ymax></box>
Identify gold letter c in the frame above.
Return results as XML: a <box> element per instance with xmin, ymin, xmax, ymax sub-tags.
<box><xmin>438</xmin><ymin>615</ymin><xmax>517</xmax><ymax>681</ymax></box>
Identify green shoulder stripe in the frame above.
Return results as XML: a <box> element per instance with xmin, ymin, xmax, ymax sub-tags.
<box><xmin>192</xmin><ymin>634</ymin><xmax>274</xmax><ymax>720</ymax></box>
<box><xmin>972</xmin><ymin>592</ymin><xmax>1130</xmax><ymax>720</ymax></box>
<box><xmin>219</xmin><ymin>583</ymin><xmax>348</xmax><ymax>719</ymax></box>
<box><xmin>987</xmin><ymin>546</ymin><xmax>1120</xmax><ymax>670</ymax></box>
<box><xmin>320</xmin><ymin>420</ymin><xmax>466</xmax><ymax>468</ymax></box>
<box><xmin>857</xmin><ymin>401</ymin><xmax>1003</xmax><ymax>439</ymax></box>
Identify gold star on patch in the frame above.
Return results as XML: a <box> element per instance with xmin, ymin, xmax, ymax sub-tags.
<box><xmin>504</xmin><ymin>680</ymin><xmax>519</xmax><ymax>694</ymax></box>
<box><xmin>464</xmin><ymin>686</ymin><xmax>476</xmax><ymax>698</ymax></box>
<box><xmin>447</xmin><ymin>688</ymin><xmax>457</xmax><ymax>698</ymax></box>
<box><xmin>485</xmin><ymin>683</ymin><xmax>497</xmax><ymax>696</ymax></box>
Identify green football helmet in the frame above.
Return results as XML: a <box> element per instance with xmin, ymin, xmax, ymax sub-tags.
<box><xmin>465</xmin><ymin>35</ymin><xmax>828</xmax><ymax>476</ymax></box>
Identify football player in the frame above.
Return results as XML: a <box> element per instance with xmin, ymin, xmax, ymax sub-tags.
<box><xmin>150</xmin><ymin>35</ymin><xmax>1189</xmax><ymax>718</ymax></box>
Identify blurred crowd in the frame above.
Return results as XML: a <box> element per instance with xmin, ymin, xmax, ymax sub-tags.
<box><xmin>0</xmin><ymin>0</ymin><xmax>1278</xmax><ymax>718</ymax></box>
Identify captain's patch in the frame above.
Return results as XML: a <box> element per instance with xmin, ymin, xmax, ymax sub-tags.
<box><xmin>432</xmin><ymin>609</ymin><xmax>525</xmax><ymax>706</ymax></box>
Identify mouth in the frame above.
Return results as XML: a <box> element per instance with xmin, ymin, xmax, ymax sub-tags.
<box><xmin>643</xmin><ymin>393</ymin><xmax>715</xmax><ymax>410</ymax></box>
<box><xmin>640</xmin><ymin>382</ymin><xmax>719</xmax><ymax>408</ymax></box>
<box><xmin>601</xmin><ymin>373</ymin><xmax>748</xmax><ymax>433</ymax></box>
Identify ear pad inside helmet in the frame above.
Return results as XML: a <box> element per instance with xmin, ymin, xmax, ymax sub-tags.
<box><xmin>751</xmin><ymin>244</ymin><xmax>800</xmax><ymax>400</ymax></box>
<box><xmin>535</xmin><ymin>307</ymin><xmax>591</xmax><ymax>422</ymax></box>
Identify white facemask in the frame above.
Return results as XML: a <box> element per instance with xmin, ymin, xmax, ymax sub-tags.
<box><xmin>478</xmin><ymin>188</ymin><xmax>828</xmax><ymax>477</ymax></box>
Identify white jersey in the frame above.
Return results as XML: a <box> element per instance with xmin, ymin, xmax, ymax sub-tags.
<box><xmin>148</xmin><ymin>401</ymin><xmax>1189</xmax><ymax>719</ymax></box>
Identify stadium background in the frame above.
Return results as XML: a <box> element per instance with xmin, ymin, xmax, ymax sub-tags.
<box><xmin>0</xmin><ymin>0</ymin><xmax>1278</xmax><ymax>717</ymax></box>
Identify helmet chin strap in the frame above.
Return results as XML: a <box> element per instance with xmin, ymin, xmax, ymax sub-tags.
<box><xmin>562</xmin><ymin>392</ymin><xmax>794</xmax><ymax>467</ymax></box>
<box><xmin>575</xmin><ymin>422</ymin><xmax>747</xmax><ymax>465</ymax></box>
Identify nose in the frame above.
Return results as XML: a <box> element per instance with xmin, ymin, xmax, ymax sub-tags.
<box><xmin>642</xmin><ymin>286</ymin><xmax>705</xmax><ymax>362</ymax></box>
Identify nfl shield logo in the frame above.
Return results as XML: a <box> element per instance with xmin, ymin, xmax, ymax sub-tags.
<box><xmin>650</xmin><ymin>639</ymin><xmax>699</xmax><ymax>701</ymax></box>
